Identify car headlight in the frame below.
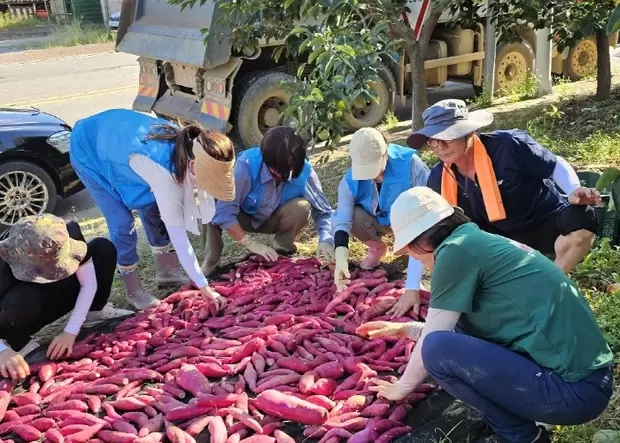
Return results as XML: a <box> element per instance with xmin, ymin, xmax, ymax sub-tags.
<box><xmin>47</xmin><ymin>130</ymin><xmax>71</xmax><ymax>154</ymax></box>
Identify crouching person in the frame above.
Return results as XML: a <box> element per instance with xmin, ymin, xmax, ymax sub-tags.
<box><xmin>0</xmin><ymin>214</ymin><xmax>133</xmax><ymax>379</ymax></box>
<box><xmin>332</xmin><ymin>128</ymin><xmax>430</xmax><ymax>316</ymax></box>
<box><xmin>362</xmin><ymin>187</ymin><xmax>613</xmax><ymax>443</ymax></box>
<box><xmin>202</xmin><ymin>126</ymin><xmax>334</xmax><ymax>273</ymax></box>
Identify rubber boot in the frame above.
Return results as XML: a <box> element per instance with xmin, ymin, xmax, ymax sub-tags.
<box><xmin>201</xmin><ymin>259</ymin><xmax>220</xmax><ymax>277</ymax></box>
<box><xmin>119</xmin><ymin>270</ymin><xmax>161</xmax><ymax>311</ymax></box>
<box><xmin>154</xmin><ymin>251</ymin><xmax>189</xmax><ymax>287</ymax></box>
<box><xmin>360</xmin><ymin>240</ymin><xmax>388</xmax><ymax>269</ymax></box>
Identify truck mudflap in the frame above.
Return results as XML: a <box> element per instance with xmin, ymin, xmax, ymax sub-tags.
<box><xmin>151</xmin><ymin>91</ymin><xmax>230</xmax><ymax>133</ymax></box>
<box><xmin>133</xmin><ymin>57</ymin><xmax>160</xmax><ymax>113</ymax></box>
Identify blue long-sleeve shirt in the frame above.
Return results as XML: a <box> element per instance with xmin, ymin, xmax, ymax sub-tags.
<box><xmin>212</xmin><ymin>159</ymin><xmax>334</xmax><ymax>244</ymax></box>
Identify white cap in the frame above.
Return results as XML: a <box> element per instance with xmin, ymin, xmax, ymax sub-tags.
<box><xmin>349</xmin><ymin>128</ymin><xmax>388</xmax><ymax>180</ymax></box>
<box><xmin>391</xmin><ymin>187</ymin><xmax>455</xmax><ymax>255</ymax></box>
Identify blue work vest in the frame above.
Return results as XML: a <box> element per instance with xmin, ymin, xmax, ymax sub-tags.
<box><xmin>345</xmin><ymin>144</ymin><xmax>414</xmax><ymax>226</ymax></box>
<box><xmin>240</xmin><ymin>147</ymin><xmax>311</xmax><ymax>215</ymax></box>
<box><xmin>70</xmin><ymin>109</ymin><xmax>175</xmax><ymax>210</ymax></box>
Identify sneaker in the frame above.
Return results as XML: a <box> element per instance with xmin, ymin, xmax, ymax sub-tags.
<box><xmin>82</xmin><ymin>303</ymin><xmax>134</xmax><ymax>328</ymax></box>
<box><xmin>535</xmin><ymin>422</ymin><xmax>556</xmax><ymax>432</ymax></box>
<box><xmin>18</xmin><ymin>339</ymin><xmax>40</xmax><ymax>358</ymax></box>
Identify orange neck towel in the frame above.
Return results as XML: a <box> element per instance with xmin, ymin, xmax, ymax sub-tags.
<box><xmin>440</xmin><ymin>134</ymin><xmax>506</xmax><ymax>222</ymax></box>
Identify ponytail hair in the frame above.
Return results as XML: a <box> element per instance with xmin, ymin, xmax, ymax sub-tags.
<box><xmin>146</xmin><ymin>122</ymin><xmax>234</xmax><ymax>184</ymax></box>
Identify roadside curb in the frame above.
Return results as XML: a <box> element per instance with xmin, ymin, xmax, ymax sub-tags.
<box><xmin>0</xmin><ymin>43</ymin><xmax>116</xmax><ymax>66</ymax></box>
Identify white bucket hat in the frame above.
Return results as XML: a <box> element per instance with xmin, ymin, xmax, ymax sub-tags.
<box><xmin>349</xmin><ymin>128</ymin><xmax>388</xmax><ymax>180</ymax></box>
<box><xmin>391</xmin><ymin>187</ymin><xmax>455</xmax><ymax>255</ymax></box>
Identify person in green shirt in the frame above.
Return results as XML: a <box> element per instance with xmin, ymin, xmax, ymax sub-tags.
<box><xmin>359</xmin><ymin>187</ymin><xmax>613</xmax><ymax>443</ymax></box>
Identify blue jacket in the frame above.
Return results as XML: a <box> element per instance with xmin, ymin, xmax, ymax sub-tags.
<box><xmin>70</xmin><ymin>109</ymin><xmax>175</xmax><ymax>210</ymax></box>
<box><xmin>344</xmin><ymin>144</ymin><xmax>415</xmax><ymax>226</ymax></box>
<box><xmin>240</xmin><ymin>147</ymin><xmax>311</xmax><ymax>215</ymax></box>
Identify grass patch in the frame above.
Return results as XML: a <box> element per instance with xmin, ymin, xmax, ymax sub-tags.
<box><xmin>60</xmin><ymin>73</ymin><xmax>620</xmax><ymax>442</ymax></box>
<box><xmin>0</xmin><ymin>12</ymin><xmax>41</xmax><ymax>30</ymax></box>
<box><xmin>44</xmin><ymin>23</ymin><xmax>114</xmax><ymax>48</ymax></box>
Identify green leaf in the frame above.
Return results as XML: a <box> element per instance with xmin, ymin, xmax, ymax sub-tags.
<box><xmin>596</xmin><ymin>167</ymin><xmax>620</xmax><ymax>192</ymax></box>
<box><xmin>335</xmin><ymin>44</ymin><xmax>356</xmax><ymax>57</ymax></box>
<box><xmin>273</xmin><ymin>46</ymin><xmax>285</xmax><ymax>63</ymax></box>
<box><xmin>308</xmin><ymin>47</ymin><xmax>325</xmax><ymax>64</ymax></box>
<box><xmin>297</xmin><ymin>63</ymin><xmax>307</xmax><ymax>78</ymax></box>
<box><xmin>610</xmin><ymin>177</ymin><xmax>620</xmax><ymax>214</ymax></box>
<box><xmin>290</xmin><ymin>26</ymin><xmax>308</xmax><ymax>36</ymax></box>
<box><xmin>284</xmin><ymin>0</ymin><xmax>295</xmax><ymax>9</ymax></box>
<box><xmin>608</xmin><ymin>5</ymin><xmax>620</xmax><ymax>35</ymax></box>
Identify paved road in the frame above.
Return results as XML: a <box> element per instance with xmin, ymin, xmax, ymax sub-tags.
<box><xmin>0</xmin><ymin>50</ymin><xmax>474</xmax><ymax>218</ymax></box>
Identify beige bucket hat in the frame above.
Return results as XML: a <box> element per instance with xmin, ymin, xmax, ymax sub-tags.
<box><xmin>192</xmin><ymin>136</ymin><xmax>236</xmax><ymax>201</ymax></box>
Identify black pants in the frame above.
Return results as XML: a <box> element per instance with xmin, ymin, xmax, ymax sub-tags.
<box><xmin>506</xmin><ymin>205</ymin><xmax>598</xmax><ymax>257</ymax></box>
<box><xmin>0</xmin><ymin>238</ymin><xmax>117</xmax><ymax>351</ymax></box>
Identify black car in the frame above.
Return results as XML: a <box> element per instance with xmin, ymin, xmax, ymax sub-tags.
<box><xmin>0</xmin><ymin>108</ymin><xmax>83</xmax><ymax>231</ymax></box>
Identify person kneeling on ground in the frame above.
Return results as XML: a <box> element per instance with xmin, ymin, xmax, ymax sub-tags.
<box><xmin>361</xmin><ymin>187</ymin><xmax>613</xmax><ymax>443</ymax></box>
<box><xmin>0</xmin><ymin>214</ymin><xmax>133</xmax><ymax>379</ymax></box>
<box><xmin>70</xmin><ymin>109</ymin><xmax>234</xmax><ymax>311</ymax></box>
<box><xmin>202</xmin><ymin>126</ymin><xmax>334</xmax><ymax>273</ymax></box>
<box><xmin>408</xmin><ymin>99</ymin><xmax>601</xmax><ymax>273</ymax></box>
<box><xmin>332</xmin><ymin>127</ymin><xmax>430</xmax><ymax>317</ymax></box>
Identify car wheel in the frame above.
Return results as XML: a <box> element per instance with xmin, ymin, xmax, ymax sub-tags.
<box><xmin>0</xmin><ymin>160</ymin><xmax>57</xmax><ymax>232</ymax></box>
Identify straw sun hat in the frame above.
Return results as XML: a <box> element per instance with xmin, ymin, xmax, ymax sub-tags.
<box><xmin>192</xmin><ymin>136</ymin><xmax>235</xmax><ymax>201</ymax></box>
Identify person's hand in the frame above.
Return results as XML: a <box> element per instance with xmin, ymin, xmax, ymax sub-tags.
<box><xmin>239</xmin><ymin>235</ymin><xmax>278</xmax><ymax>262</ymax></box>
<box><xmin>47</xmin><ymin>332</ymin><xmax>76</xmax><ymax>360</ymax></box>
<box><xmin>356</xmin><ymin>320</ymin><xmax>423</xmax><ymax>341</ymax></box>
<box><xmin>0</xmin><ymin>348</ymin><xmax>29</xmax><ymax>379</ymax></box>
<box><xmin>200</xmin><ymin>286</ymin><xmax>227</xmax><ymax>312</ymax></box>
<box><xmin>369</xmin><ymin>378</ymin><xmax>411</xmax><ymax>401</ymax></box>
<box><xmin>568</xmin><ymin>187</ymin><xmax>602</xmax><ymax>206</ymax></box>
<box><xmin>387</xmin><ymin>289</ymin><xmax>421</xmax><ymax>318</ymax></box>
<box><xmin>334</xmin><ymin>247</ymin><xmax>350</xmax><ymax>292</ymax></box>
<box><xmin>316</xmin><ymin>242</ymin><xmax>335</xmax><ymax>262</ymax></box>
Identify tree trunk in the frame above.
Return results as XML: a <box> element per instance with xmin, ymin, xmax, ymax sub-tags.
<box><xmin>407</xmin><ymin>42</ymin><xmax>427</xmax><ymax>130</ymax></box>
<box><xmin>406</xmin><ymin>8</ymin><xmax>443</xmax><ymax>130</ymax></box>
<box><xmin>595</xmin><ymin>28</ymin><xmax>611</xmax><ymax>101</ymax></box>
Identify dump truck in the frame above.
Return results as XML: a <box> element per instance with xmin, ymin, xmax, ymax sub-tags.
<box><xmin>115</xmin><ymin>0</ymin><xmax>606</xmax><ymax>147</ymax></box>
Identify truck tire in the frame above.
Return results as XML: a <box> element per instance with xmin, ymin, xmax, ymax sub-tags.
<box><xmin>234</xmin><ymin>71</ymin><xmax>296</xmax><ymax>147</ymax></box>
<box><xmin>344</xmin><ymin>64</ymin><xmax>396</xmax><ymax>130</ymax></box>
<box><xmin>494</xmin><ymin>41</ymin><xmax>535</xmax><ymax>92</ymax></box>
<box><xmin>564</xmin><ymin>37</ymin><xmax>597</xmax><ymax>81</ymax></box>
<box><xmin>0</xmin><ymin>160</ymin><xmax>57</xmax><ymax>232</ymax></box>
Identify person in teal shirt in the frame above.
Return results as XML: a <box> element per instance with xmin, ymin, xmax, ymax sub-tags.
<box><xmin>361</xmin><ymin>187</ymin><xmax>613</xmax><ymax>443</ymax></box>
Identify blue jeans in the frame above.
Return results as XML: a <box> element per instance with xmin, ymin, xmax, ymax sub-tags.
<box><xmin>422</xmin><ymin>331</ymin><xmax>613</xmax><ymax>443</ymax></box>
<box><xmin>71</xmin><ymin>159</ymin><xmax>170</xmax><ymax>266</ymax></box>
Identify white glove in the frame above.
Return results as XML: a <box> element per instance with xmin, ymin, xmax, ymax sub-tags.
<box><xmin>316</xmin><ymin>242</ymin><xmax>335</xmax><ymax>262</ymax></box>
<box><xmin>334</xmin><ymin>246</ymin><xmax>350</xmax><ymax>292</ymax></box>
<box><xmin>239</xmin><ymin>235</ymin><xmax>278</xmax><ymax>262</ymax></box>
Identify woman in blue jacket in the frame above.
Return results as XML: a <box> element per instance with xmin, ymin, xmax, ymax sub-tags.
<box><xmin>70</xmin><ymin>109</ymin><xmax>234</xmax><ymax>311</ymax></box>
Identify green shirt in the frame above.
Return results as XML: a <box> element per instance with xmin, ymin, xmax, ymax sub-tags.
<box><xmin>430</xmin><ymin>223</ymin><xmax>613</xmax><ymax>382</ymax></box>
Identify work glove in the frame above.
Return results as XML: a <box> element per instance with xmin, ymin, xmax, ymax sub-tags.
<box><xmin>334</xmin><ymin>246</ymin><xmax>350</xmax><ymax>292</ymax></box>
<box><xmin>316</xmin><ymin>242</ymin><xmax>335</xmax><ymax>262</ymax></box>
<box><xmin>387</xmin><ymin>289</ymin><xmax>421</xmax><ymax>318</ymax></box>
<box><xmin>355</xmin><ymin>320</ymin><xmax>424</xmax><ymax>341</ymax></box>
<box><xmin>369</xmin><ymin>378</ymin><xmax>412</xmax><ymax>402</ymax></box>
<box><xmin>239</xmin><ymin>235</ymin><xmax>279</xmax><ymax>262</ymax></box>
<box><xmin>200</xmin><ymin>286</ymin><xmax>227</xmax><ymax>312</ymax></box>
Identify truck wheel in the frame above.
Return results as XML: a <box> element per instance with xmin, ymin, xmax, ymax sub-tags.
<box><xmin>344</xmin><ymin>64</ymin><xmax>396</xmax><ymax>130</ymax></box>
<box><xmin>494</xmin><ymin>41</ymin><xmax>535</xmax><ymax>92</ymax></box>
<box><xmin>235</xmin><ymin>71</ymin><xmax>296</xmax><ymax>147</ymax></box>
<box><xmin>564</xmin><ymin>38</ymin><xmax>597</xmax><ymax>81</ymax></box>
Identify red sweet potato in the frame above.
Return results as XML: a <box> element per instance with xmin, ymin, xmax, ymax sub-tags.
<box><xmin>65</xmin><ymin>424</ymin><xmax>105</xmax><ymax>442</ymax></box>
<box><xmin>45</xmin><ymin>428</ymin><xmax>66</xmax><ymax>443</ymax></box>
<box><xmin>375</xmin><ymin>426</ymin><xmax>412</xmax><ymax>443</ymax></box>
<box><xmin>273</xmin><ymin>430</ymin><xmax>295</xmax><ymax>443</ymax></box>
<box><xmin>98</xmin><ymin>430</ymin><xmax>138</xmax><ymax>443</ymax></box>
<box><xmin>175</xmin><ymin>365</ymin><xmax>209</xmax><ymax>397</ymax></box>
<box><xmin>11</xmin><ymin>392</ymin><xmax>40</xmax><ymax>407</ymax></box>
<box><xmin>207</xmin><ymin>415</ymin><xmax>227</xmax><ymax>443</ymax></box>
<box><xmin>0</xmin><ymin>391</ymin><xmax>10</xmax><ymax>421</ymax></box>
<box><xmin>12</xmin><ymin>424</ymin><xmax>41</xmax><ymax>441</ymax></box>
<box><xmin>253</xmin><ymin>390</ymin><xmax>328</xmax><ymax>425</ymax></box>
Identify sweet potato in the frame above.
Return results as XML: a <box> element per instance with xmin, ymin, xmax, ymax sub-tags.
<box><xmin>134</xmin><ymin>432</ymin><xmax>164</xmax><ymax>443</ymax></box>
<box><xmin>29</xmin><ymin>417</ymin><xmax>55</xmax><ymax>432</ymax></box>
<box><xmin>313</xmin><ymin>361</ymin><xmax>344</xmax><ymax>379</ymax></box>
<box><xmin>11</xmin><ymin>392</ymin><xmax>40</xmax><ymax>407</ymax></box>
<box><xmin>255</xmin><ymin>374</ymin><xmax>300</xmax><ymax>393</ymax></box>
<box><xmin>317</xmin><ymin>428</ymin><xmax>353</xmax><ymax>443</ymax></box>
<box><xmin>208</xmin><ymin>416</ymin><xmax>227</xmax><ymax>443</ymax></box>
<box><xmin>166</xmin><ymin>425</ymin><xmax>196</xmax><ymax>443</ymax></box>
<box><xmin>47</xmin><ymin>400</ymin><xmax>89</xmax><ymax>412</ymax></box>
<box><xmin>0</xmin><ymin>391</ymin><xmax>9</xmax><ymax>421</ymax></box>
<box><xmin>175</xmin><ymin>365</ymin><xmax>209</xmax><ymax>397</ymax></box>
<box><xmin>65</xmin><ymin>424</ymin><xmax>105</xmax><ymax>442</ymax></box>
<box><xmin>166</xmin><ymin>404</ymin><xmax>212</xmax><ymax>422</ymax></box>
<box><xmin>253</xmin><ymin>390</ymin><xmax>328</xmax><ymax>425</ymax></box>
<box><xmin>375</xmin><ymin>426</ymin><xmax>412</xmax><ymax>443</ymax></box>
<box><xmin>38</xmin><ymin>363</ymin><xmax>56</xmax><ymax>382</ymax></box>
<box><xmin>273</xmin><ymin>430</ymin><xmax>295</xmax><ymax>443</ymax></box>
<box><xmin>237</xmin><ymin>436</ymin><xmax>275</xmax><ymax>443</ymax></box>
<box><xmin>112</xmin><ymin>421</ymin><xmax>138</xmax><ymax>435</ymax></box>
<box><xmin>309</xmin><ymin>378</ymin><xmax>337</xmax><ymax>396</ymax></box>
<box><xmin>45</xmin><ymin>428</ymin><xmax>66</xmax><ymax>443</ymax></box>
<box><xmin>97</xmin><ymin>430</ymin><xmax>138</xmax><ymax>443</ymax></box>
<box><xmin>12</xmin><ymin>424</ymin><xmax>41</xmax><ymax>441</ymax></box>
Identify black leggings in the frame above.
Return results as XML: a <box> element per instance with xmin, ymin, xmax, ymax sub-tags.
<box><xmin>0</xmin><ymin>237</ymin><xmax>117</xmax><ymax>351</ymax></box>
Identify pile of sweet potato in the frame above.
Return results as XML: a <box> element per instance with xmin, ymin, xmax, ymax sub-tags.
<box><xmin>0</xmin><ymin>256</ymin><xmax>431</xmax><ymax>443</ymax></box>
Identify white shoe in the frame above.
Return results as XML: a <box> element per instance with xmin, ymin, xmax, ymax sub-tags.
<box><xmin>82</xmin><ymin>303</ymin><xmax>134</xmax><ymax>328</ymax></box>
<box><xmin>18</xmin><ymin>340</ymin><xmax>40</xmax><ymax>358</ymax></box>
<box><xmin>535</xmin><ymin>422</ymin><xmax>556</xmax><ymax>432</ymax></box>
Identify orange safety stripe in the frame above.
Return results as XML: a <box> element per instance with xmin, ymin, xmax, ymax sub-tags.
<box><xmin>201</xmin><ymin>100</ymin><xmax>230</xmax><ymax>120</ymax></box>
<box><xmin>138</xmin><ymin>85</ymin><xmax>158</xmax><ymax>97</ymax></box>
